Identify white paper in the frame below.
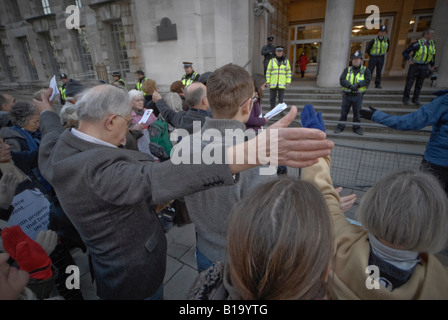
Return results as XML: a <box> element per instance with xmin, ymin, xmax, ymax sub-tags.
<box><xmin>8</xmin><ymin>189</ymin><xmax>51</xmax><ymax>240</ymax></box>
<box><xmin>139</xmin><ymin>109</ymin><xmax>154</xmax><ymax>124</ymax></box>
<box><xmin>49</xmin><ymin>75</ymin><xmax>60</xmax><ymax>102</ymax></box>
<box><xmin>264</xmin><ymin>103</ymin><xmax>288</xmax><ymax>120</ymax></box>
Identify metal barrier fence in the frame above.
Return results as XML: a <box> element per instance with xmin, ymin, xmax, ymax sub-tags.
<box><xmin>330</xmin><ymin>143</ymin><xmax>424</xmax><ymax>192</ymax></box>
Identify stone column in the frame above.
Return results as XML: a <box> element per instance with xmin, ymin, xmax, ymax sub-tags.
<box><xmin>317</xmin><ymin>0</ymin><xmax>355</xmax><ymax>88</ymax></box>
<box><xmin>387</xmin><ymin>0</ymin><xmax>415</xmax><ymax>76</ymax></box>
<box><xmin>430</xmin><ymin>0</ymin><xmax>448</xmax><ymax>87</ymax></box>
<box><xmin>436</xmin><ymin>36</ymin><xmax>448</xmax><ymax>88</ymax></box>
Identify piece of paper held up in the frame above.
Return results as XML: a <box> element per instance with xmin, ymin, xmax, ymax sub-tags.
<box><xmin>139</xmin><ymin>109</ymin><xmax>153</xmax><ymax>124</ymax></box>
<box><xmin>49</xmin><ymin>75</ymin><xmax>60</xmax><ymax>102</ymax></box>
<box><xmin>264</xmin><ymin>103</ymin><xmax>288</xmax><ymax>120</ymax></box>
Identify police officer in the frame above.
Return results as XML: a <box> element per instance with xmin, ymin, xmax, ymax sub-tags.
<box><xmin>181</xmin><ymin>62</ymin><xmax>200</xmax><ymax>87</ymax></box>
<box><xmin>266</xmin><ymin>46</ymin><xmax>292</xmax><ymax>110</ymax></box>
<box><xmin>112</xmin><ymin>71</ymin><xmax>127</xmax><ymax>89</ymax></box>
<box><xmin>135</xmin><ymin>70</ymin><xmax>149</xmax><ymax>94</ymax></box>
<box><xmin>334</xmin><ymin>51</ymin><xmax>372</xmax><ymax>136</ymax></box>
<box><xmin>402</xmin><ymin>28</ymin><xmax>436</xmax><ymax>106</ymax></box>
<box><xmin>367</xmin><ymin>25</ymin><xmax>389</xmax><ymax>89</ymax></box>
<box><xmin>261</xmin><ymin>36</ymin><xmax>275</xmax><ymax>75</ymax></box>
<box><xmin>59</xmin><ymin>73</ymin><xmax>69</xmax><ymax>105</ymax></box>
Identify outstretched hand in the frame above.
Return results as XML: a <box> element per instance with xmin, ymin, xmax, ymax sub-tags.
<box><xmin>360</xmin><ymin>106</ymin><xmax>377</xmax><ymax>121</ymax></box>
<box><xmin>32</xmin><ymin>88</ymin><xmax>53</xmax><ymax>114</ymax></box>
<box><xmin>301</xmin><ymin>104</ymin><xmax>325</xmax><ymax>132</ymax></box>
<box><xmin>229</xmin><ymin>106</ymin><xmax>334</xmax><ymax>174</ymax></box>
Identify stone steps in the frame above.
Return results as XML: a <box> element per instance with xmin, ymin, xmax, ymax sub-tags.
<box><xmin>263</xmin><ymin>87</ymin><xmax>433</xmax><ymax>146</ymax></box>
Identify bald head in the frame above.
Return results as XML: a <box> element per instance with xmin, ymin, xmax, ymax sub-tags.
<box><xmin>185</xmin><ymin>82</ymin><xmax>209</xmax><ymax>111</ymax></box>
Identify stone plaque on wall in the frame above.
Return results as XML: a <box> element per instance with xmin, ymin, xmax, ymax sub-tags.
<box><xmin>157</xmin><ymin>17</ymin><xmax>177</xmax><ymax>42</ymax></box>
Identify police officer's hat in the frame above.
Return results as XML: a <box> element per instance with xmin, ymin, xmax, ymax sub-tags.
<box><xmin>136</xmin><ymin>70</ymin><xmax>145</xmax><ymax>75</ymax></box>
<box><xmin>60</xmin><ymin>73</ymin><xmax>68</xmax><ymax>80</ymax></box>
<box><xmin>379</xmin><ymin>25</ymin><xmax>387</xmax><ymax>32</ymax></box>
<box><xmin>351</xmin><ymin>50</ymin><xmax>363</xmax><ymax>60</ymax></box>
<box><xmin>183</xmin><ymin>62</ymin><xmax>193</xmax><ymax>68</ymax></box>
<box><xmin>267</xmin><ymin>36</ymin><xmax>274</xmax><ymax>41</ymax></box>
<box><xmin>112</xmin><ymin>71</ymin><xmax>121</xmax><ymax>77</ymax></box>
<box><xmin>275</xmin><ymin>46</ymin><xmax>285</xmax><ymax>51</ymax></box>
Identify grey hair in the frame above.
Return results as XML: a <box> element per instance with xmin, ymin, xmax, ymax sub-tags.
<box><xmin>356</xmin><ymin>169</ymin><xmax>448</xmax><ymax>253</ymax></box>
<box><xmin>128</xmin><ymin>89</ymin><xmax>144</xmax><ymax>102</ymax></box>
<box><xmin>76</xmin><ymin>84</ymin><xmax>130</xmax><ymax>121</ymax></box>
<box><xmin>164</xmin><ymin>92</ymin><xmax>183</xmax><ymax>112</ymax></box>
<box><xmin>8</xmin><ymin>101</ymin><xmax>37</xmax><ymax>127</ymax></box>
<box><xmin>185</xmin><ymin>82</ymin><xmax>206</xmax><ymax>108</ymax></box>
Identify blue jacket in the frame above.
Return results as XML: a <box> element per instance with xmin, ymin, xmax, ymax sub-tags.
<box><xmin>372</xmin><ymin>94</ymin><xmax>448</xmax><ymax>167</ymax></box>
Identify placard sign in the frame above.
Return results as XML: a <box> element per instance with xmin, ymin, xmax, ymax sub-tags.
<box><xmin>8</xmin><ymin>188</ymin><xmax>51</xmax><ymax>240</ymax></box>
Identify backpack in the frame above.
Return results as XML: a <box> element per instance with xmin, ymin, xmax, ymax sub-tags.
<box><xmin>148</xmin><ymin>118</ymin><xmax>173</xmax><ymax>161</ymax></box>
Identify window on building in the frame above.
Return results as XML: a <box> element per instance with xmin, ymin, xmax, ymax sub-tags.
<box><xmin>41</xmin><ymin>32</ymin><xmax>60</xmax><ymax>75</ymax></box>
<box><xmin>110</xmin><ymin>20</ymin><xmax>129</xmax><ymax>73</ymax></box>
<box><xmin>76</xmin><ymin>27</ymin><xmax>95</xmax><ymax>79</ymax></box>
<box><xmin>18</xmin><ymin>37</ymin><xmax>39</xmax><ymax>80</ymax></box>
<box><xmin>41</xmin><ymin>0</ymin><xmax>51</xmax><ymax>15</ymax></box>
<box><xmin>0</xmin><ymin>30</ymin><xmax>15</xmax><ymax>82</ymax></box>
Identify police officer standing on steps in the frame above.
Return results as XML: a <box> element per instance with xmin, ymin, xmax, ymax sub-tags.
<box><xmin>367</xmin><ymin>25</ymin><xmax>389</xmax><ymax>89</ymax></box>
<box><xmin>181</xmin><ymin>62</ymin><xmax>200</xmax><ymax>87</ymax></box>
<box><xmin>135</xmin><ymin>70</ymin><xmax>149</xmax><ymax>94</ymax></box>
<box><xmin>59</xmin><ymin>73</ymin><xmax>68</xmax><ymax>105</ymax></box>
<box><xmin>112</xmin><ymin>71</ymin><xmax>127</xmax><ymax>90</ymax></box>
<box><xmin>261</xmin><ymin>36</ymin><xmax>275</xmax><ymax>75</ymax></box>
<box><xmin>334</xmin><ymin>50</ymin><xmax>372</xmax><ymax>136</ymax></box>
<box><xmin>402</xmin><ymin>28</ymin><xmax>436</xmax><ymax>106</ymax></box>
<box><xmin>266</xmin><ymin>46</ymin><xmax>292</xmax><ymax>110</ymax></box>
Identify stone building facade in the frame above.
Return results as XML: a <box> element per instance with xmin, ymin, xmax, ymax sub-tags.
<box><xmin>0</xmin><ymin>0</ymin><xmax>446</xmax><ymax>90</ymax></box>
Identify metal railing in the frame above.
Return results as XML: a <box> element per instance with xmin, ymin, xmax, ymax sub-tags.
<box><xmin>330</xmin><ymin>143</ymin><xmax>424</xmax><ymax>192</ymax></box>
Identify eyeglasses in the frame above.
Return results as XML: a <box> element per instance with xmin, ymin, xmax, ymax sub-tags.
<box><xmin>239</xmin><ymin>95</ymin><xmax>258</xmax><ymax>108</ymax></box>
<box><xmin>115</xmin><ymin>114</ymin><xmax>132</xmax><ymax>126</ymax></box>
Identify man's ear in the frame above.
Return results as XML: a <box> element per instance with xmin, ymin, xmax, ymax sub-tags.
<box><xmin>241</xmin><ymin>99</ymin><xmax>253</xmax><ymax>116</ymax></box>
<box><xmin>104</xmin><ymin>114</ymin><xmax>116</xmax><ymax>132</ymax></box>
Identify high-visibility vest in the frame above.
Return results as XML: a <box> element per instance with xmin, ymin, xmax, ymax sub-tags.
<box><xmin>343</xmin><ymin>66</ymin><xmax>367</xmax><ymax>93</ymax></box>
<box><xmin>59</xmin><ymin>85</ymin><xmax>66</xmax><ymax>101</ymax></box>
<box><xmin>182</xmin><ymin>72</ymin><xmax>199</xmax><ymax>87</ymax></box>
<box><xmin>136</xmin><ymin>78</ymin><xmax>148</xmax><ymax>91</ymax></box>
<box><xmin>413</xmin><ymin>39</ymin><xmax>436</xmax><ymax>64</ymax></box>
<box><xmin>118</xmin><ymin>79</ymin><xmax>127</xmax><ymax>89</ymax></box>
<box><xmin>266</xmin><ymin>58</ymin><xmax>291</xmax><ymax>89</ymax></box>
<box><xmin>370</xmin><ymin>37</ymin><xmax>389</xmax><ymax>55</ymax></box>
<box><xmin>136</xmin><ymin>77</ymin><xmax>149</xmax><ymax>95</ymax></box>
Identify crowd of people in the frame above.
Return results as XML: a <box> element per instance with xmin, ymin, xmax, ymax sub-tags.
<box><xmin>0</xmin><ymin>48</ymin><xmax>447</xmax><ymax>301</ymax></box>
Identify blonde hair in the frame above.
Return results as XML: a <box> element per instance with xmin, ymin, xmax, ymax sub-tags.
<box><xmin>356</xmin><ymin>169</ymin><xmax>448</xmax><ymax>253</ymax></box>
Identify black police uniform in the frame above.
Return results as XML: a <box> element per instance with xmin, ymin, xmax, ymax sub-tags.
<box><xmin>261</xmin><ymin>37</ymin><xmax>275</xmax><ymax>75</ymax></box>
<box><xmin>367</xmin><ymin>26</ymin><xmax>389</xmax><ymax>88</ymax></box>
<box><xmin>335</xmin><ymin>58</ymin><xmax>372</xmax><ymax>135</ymax></box>
<box><xmin>402</xmin><ymin>40</ymin><xmax>436</xmax><ymax>105</ymax></box>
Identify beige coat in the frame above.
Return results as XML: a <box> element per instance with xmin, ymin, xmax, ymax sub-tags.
<box><xmin>301</xmin><ymin>157</ymin><xmax>448</xmax><ymax>300</ymax></box>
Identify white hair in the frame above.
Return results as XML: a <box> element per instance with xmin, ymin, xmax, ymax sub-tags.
<box><xmin>128</xmin><ymin>89</ymin><xmax>144</xmax><ymax>102</ymax></box>
<box><xmin>164</xmin><ymin>92</ymin><xmax>183</xmax><ymax>112</ymax></box>
<box><xmin>76</xmin><ymin>84</ymin><xmax>130</xmax><ymax>121</ymax></box>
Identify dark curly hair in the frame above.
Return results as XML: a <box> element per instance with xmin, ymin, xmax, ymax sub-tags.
<box><xmin>8</xmin><ymin>102</ymin><xmax>36</xmax><ymax>127</ymax></box>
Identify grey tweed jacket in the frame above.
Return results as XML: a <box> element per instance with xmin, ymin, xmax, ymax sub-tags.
<box><xmin>38</xmin><ymin>111</ymin><xmax>235</xmax><ymax>300</ymax></box>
